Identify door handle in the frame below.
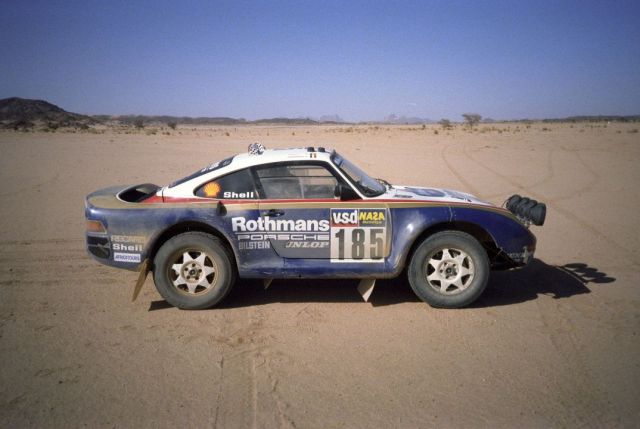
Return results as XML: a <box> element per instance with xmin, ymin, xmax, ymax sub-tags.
<box><xmin>262</xmin><ymin>209</ymin><xmax>284</xmax><ymax>217</ymax></box>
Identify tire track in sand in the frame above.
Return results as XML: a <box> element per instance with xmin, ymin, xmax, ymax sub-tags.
<box><xmin>454</xmin><ymin>141</ymin><xmax>638</xmax><ymax>267</ymax></box>
<box><xmin>533</xmin><ymin>296</ymin><xmax>620</xmax><ymax>427</ymax></box>
<box><xmin>441</xmin><ymin>143</ymin><xmax>482</xmax><ymax>196</ymax></box>
<box><xmin>451</xmin><ymin>143</ymin><xmax>622</xmax><ymax>424</ymax></box>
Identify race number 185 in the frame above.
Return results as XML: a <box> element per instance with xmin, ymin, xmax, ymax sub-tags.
<box><xmin>331</xmin><ymin>227</ymin><xmax>385</xmax><ymax>261</ymax></box>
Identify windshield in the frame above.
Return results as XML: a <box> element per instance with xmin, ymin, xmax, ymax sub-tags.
<box><xmin>331</xmin><ymin>152</ymin><xmax>386</xmax><ymax>197</ymax></box>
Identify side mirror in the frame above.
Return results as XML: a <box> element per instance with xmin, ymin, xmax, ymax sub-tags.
<box><xmin>334</xmin><ymin>183</ymin><xmax>360</xmax><ymax>201</ymax></box>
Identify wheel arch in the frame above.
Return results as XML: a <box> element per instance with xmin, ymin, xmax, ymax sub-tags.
<box><xmin>403</xmin><ymin>221</ymin><xmax>500</xmax><ymax>270</ymax></box>
<box><xmin>147</xmin><ymin>221</ymin><xmax>238</xmax><ymax>269</ymax></box>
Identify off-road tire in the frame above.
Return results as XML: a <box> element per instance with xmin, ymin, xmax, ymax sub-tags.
<box><xmin>408</xmin><ymin>231</ymin><xmax>489</xmax><ymax>308</ymax></box>
<box><xmin>153</xmin><ymin>232</ymin><xmax>236</xmax><ymax>309</ymax></box>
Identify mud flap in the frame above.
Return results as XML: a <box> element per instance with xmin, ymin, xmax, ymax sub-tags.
<box><xmin>357</xmin><ymin>279</ymin><xmax>376</xmax><ymax>302</ymax></box>
<box><xmin>132</xmin><ymin>259</ymin><xmax>149</xmax><ymax>302</ymax></box>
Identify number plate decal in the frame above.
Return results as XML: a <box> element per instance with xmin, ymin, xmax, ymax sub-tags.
<box><xmin>330</xmin><ymin>208</ymin><xmax>388</xmax><ymax>262</ymax></box>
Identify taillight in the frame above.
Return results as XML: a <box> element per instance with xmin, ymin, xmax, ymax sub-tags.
<box><xmin>86</xmin><ymin>220</ymin><xmax>106</xmax><ymax>233</ymax></box>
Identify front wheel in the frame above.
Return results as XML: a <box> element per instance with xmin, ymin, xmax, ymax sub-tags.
<box><xmin>408</xmin><ymin>231</ymin><xmax>489</xmax><ymax>308</ymax></box>
<box><xmin>153</xmin><ymin>232</ymin><xmax>236</xmax><ymax>309</ymax></box>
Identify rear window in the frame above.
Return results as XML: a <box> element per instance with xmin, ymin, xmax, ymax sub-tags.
<box><xmin>195</xmin><ymin>168</ymin><xmax>257</xmax><ymax>199</ymax></box>
<box><xmin>168</xmin><ymin>156</ymin><xmax>234</xmax><ymax>188</ymax></box>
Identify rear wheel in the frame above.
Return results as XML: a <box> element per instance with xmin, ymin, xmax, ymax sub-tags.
<box><xmin>153</xmin><ymin>232</ymin><xmax>235</xmax><ymax>309</ymax></box>
<box><xmin>408</xmin><ymin>231</ymin><xmax>489</xmax><ymax>308</ymax></box>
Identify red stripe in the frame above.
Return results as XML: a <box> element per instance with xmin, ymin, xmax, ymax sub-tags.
<box><xmin>142</xmin><ymin>195</ymin><xmax>507</xmax><ymax>212</ymax></box>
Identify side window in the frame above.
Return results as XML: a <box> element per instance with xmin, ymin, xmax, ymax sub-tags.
<box><xmin>256</xmin><ymin>164</ymin><xmax>339</xmax><ymax>199</ymax></box>
<box><xmin>195</xmin><ymin>168</ymin><xmax>257</xmax><ymax>199</ymax></box>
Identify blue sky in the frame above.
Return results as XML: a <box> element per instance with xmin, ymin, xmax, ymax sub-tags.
<box><xmin>1</xmin><ymin>0</ymin><xmax>639</xmax><ymax>121</ymax></box>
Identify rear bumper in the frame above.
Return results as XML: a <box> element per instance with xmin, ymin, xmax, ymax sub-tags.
<box><xmin>85</xmin><ymin>188</ymin><xmax>149</xmax><ymax>272</ymax></box>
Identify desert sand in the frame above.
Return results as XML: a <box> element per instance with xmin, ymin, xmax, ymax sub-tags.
<box><xmin>0</xmin><ymin>123</ymin><xmax>639</xmax><ymax>427</ymax></box>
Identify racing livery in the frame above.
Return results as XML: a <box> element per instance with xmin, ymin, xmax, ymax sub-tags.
<box><xmin>85</xmin><ymin>144</ymin><xmax>546</xmax><ymax>309</ymax></box>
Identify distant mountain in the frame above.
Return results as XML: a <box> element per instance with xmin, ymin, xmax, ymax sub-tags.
<box><xmin>110</xmin><ymin>115</ymin><xmax>247</xmax><ymax>126</ymax></box>
<box><xmin>319</xmin><ymin>114</ymin><xmax>345</xmax><ymax>123</ymax></box>
<box><xmin>252</xmin><ymin>117</ymin><xmax>319</xmax><ymax>125</ymax></box>
<box><xmin>540</xmin><ymin>115</ymin><xmax>640</xmax><ymax>123</ymax></box>
<box><xmin>0</xmin><ymin>97</ymin><xmax>95</xmax><ymax>128</ymax></box>
<box><xmin>383</xmin><ymin>114</ymin><xmax>434</xmax><ymax>124</ymax></box>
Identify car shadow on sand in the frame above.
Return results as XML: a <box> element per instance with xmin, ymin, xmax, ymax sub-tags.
<box><xmin>148</xmin><ymin>260</ymin><xmax>615</xmax><ymax>311</ymax></box>
<box><xmin>471</xmin><ymin>259</ymin><xmax>615</xmax><ymax>308</ymax></box>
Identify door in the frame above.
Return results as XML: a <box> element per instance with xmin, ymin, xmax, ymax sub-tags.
<box><xmin>254</xmin><ymin>162</ymin><xmax>339</xmax><ymax>259</ymax></box>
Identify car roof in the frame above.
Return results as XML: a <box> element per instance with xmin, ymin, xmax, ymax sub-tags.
<box><xmin>232</xmin><ymin>146</ymin><xmax>333</xmax><ymax>169</ymax></box>
<box><xmin>162</xmin><ymin>146</ymin><xmax>336</xmax><ymax>198</ymax></box>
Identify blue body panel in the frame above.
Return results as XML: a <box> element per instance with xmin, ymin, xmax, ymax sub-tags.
<box><xmin>85</xmin><ymin>186</ymin><xmax>536</xmax><ymax>277</ymax></box>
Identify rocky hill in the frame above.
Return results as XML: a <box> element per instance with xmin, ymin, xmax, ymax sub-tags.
<box><xmin>0</xmin><ymin>97</ymin><xmax>96</xmax><ymax>129</ymax></box>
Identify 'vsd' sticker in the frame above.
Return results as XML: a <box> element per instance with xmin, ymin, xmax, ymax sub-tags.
<box><xmin>330</xmin><ymin>209</ymin><xmax>359</xmax><ymax>227</ymax></box>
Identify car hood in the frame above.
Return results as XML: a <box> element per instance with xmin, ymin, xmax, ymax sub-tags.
<box><xmin>380</xmin><ymin>185</ymin><xmax>494</xmax><ymax>206</ymax></box>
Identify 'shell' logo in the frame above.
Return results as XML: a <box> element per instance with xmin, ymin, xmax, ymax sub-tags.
<box><xmin>331</xmin><ymin>209</ymin><xmax>358</xmax><ymax>227</ymax></box>
<box><xmin>203</xmin><ymin>182</ymin><xmax>221</xmax><ymax>197</ymax></box>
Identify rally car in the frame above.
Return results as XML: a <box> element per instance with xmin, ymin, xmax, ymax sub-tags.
<box><xmin>85</xmin><ymin>143</ymin><xmax>545</xmax><ymax>309</ymax></box>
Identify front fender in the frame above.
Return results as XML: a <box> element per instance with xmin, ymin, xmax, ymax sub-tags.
<box><xmin>452</xmin><ymin>206</ymin><xmax>536</xmax><ymax>264</ymax></box>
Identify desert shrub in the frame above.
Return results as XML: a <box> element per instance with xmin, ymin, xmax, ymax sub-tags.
<box><xmin>134</xmin><ymin>118</ymin><xmax>144</xmax><ymax>129</ymax></box>
<box><xmin>167</xmin><ymin>121</ymin><xmax>177</xmax><ymax>130</ymax></box>
<box><xmin>462</xmin><ymin>113</ymin><xmax>481</xmax><ymax>128</ymax></box>
<box><xmin>433</xmin><ymin>129</ymin><xmax>438</xmax><ymax>135</ymax></box>
<box><xmin>439</xmin><ymin>119</ymin><xmax>452</xmax><ymax>130</ymax></box>
<box><xmin>9</xmin><ymin>119</ymin><xmax>34</xmax><ymax>131</ymax></box>
<box><xmin>225</xmin><ymin>131</ymin><xmax>230</xmax><ymax>136</ymax></box>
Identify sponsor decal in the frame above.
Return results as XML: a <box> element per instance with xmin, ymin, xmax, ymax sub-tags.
<box><xmin>223</xmin><ymin>191</ymin><xmax>255</xmax><ymax>199</ymax></box>
<box><xmin>111</xmin><ymin>235</ymin><xmax>145</xmax><ymax>244</ymax></box>
<box><xmin>239</xmin><ymin>241</ymin><xmax>271</xmax><ymax>250</ymax></box>
<box><xmin>232</xmin><ymin>216</ymin><xmax>330</xmax><ymax>232</ymax></box>
<box><xmin>203</xmin><ymin>182</ymin><xmax>221</xmax><ymax>197</ymax></box>
<box><xmin>358</xmin><ymin>209</ymin><xmax>386</xmax><ymax>226</ymax></box>
<box><xmin>111</xmin><ymin>235</ymin><xmax>146</xmax><ymax>252</ymax></box>
<box><xmin>330</xmin><ymin>209</ymin><xmax>359</xmax><ymax>227</ymax></box>
<box><xmin>232</xmin><ymin>215</ymin><xmax>331</xmax><ymax>254</ymax></box>
<box><xmin>113</xmin><ymin>243</ymin><xmax>144</xmax><ymax>252</ymax></box>
<box><xmin>330</xmin><ymin>208</ymin><xmax>388</xmax><ymax>262</ymax></box>
<box><xmin>114</xmin><ymin>252</ymin><xmax>142</xmax><ymax>263</ymax></box>
<box><xmin>406</xmin><ymin>187</ymin><xmax>446</xmax><ymax>198</ymax></box>
<box><xmin>201</xmin><ymin>161</ymin><xmax>220</xmax><ymax>173</ymax></box>
<box><xmin>237</xmin><ymin>233</ymin><xmax>329</xmax><ymax>241</ymax></box>
<box><xmin>330</xmin><ymin>209</ymin><xmax>386</xmax><ymax>227</ymax></box>
<box><xmin>285</xmin><ymin>241</ymin><xmax>329</xmax><ymax>249</ymax></box>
